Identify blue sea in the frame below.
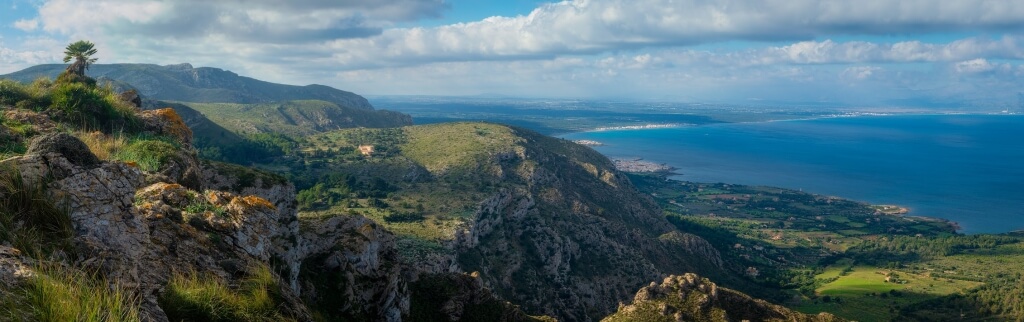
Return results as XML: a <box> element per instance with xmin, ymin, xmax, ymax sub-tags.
<box><xmin>563</xmin><ymin>114</ymin><xmax>1024</xmax><ymax>234</ymax></box>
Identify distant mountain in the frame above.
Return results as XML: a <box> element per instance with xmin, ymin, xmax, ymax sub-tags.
<box><xmin>2</xmin><ymin>63</ymin><xmax>375</xmax><ymax>111</ymax></box>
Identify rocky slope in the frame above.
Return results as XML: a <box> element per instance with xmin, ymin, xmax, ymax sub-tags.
<box><xmin>447</xmin><ymin>128</ymin><xmax>728</xmax><ymax>321</ymax></box>
<box><xmin>0</xmin><ymin>76</ymin><xmax>542</xmax><ymax>321</ymax></box>
<box><xmin>2</xmin><ymin>73</ymin><xmax>818</xmax><ymax>321</ymax></box>
<box><xmin>282</xmin><ymin>123</ymin><xmax>734</xmax><ymax>321</ymax></box>
<box><xmin>603</xmin><ymin>273</ymin><xmax>843</xmax><ymax>322</ymax></box>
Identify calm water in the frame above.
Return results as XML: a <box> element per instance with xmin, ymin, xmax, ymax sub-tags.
<box><xmin>563</xmin><ymin>114</ymin><xmax>1024</xmax><ymax>233</ymax></box>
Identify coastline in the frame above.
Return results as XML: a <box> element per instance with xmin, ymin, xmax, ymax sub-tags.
<box><xmin>612</xmin><ymin>158</ymin><xmax>677</xmax><ymax>174</ymax></box>
<box><xmin>560</xmin><ymin>113</ymin><xmax>1024</xmax><ymax>234</ymax></box>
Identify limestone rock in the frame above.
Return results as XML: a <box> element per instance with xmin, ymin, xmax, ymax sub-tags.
<box><xmin>3</xmin><ymin>108</ymin><xmax>57</xmax><ymax>134</ymax></box>
<box><xmin>138</xmin><ymin>108</ymin><xmax>192</xmax><ymax>146</ymax></box>
<box><xmin>299</xmin><ymin>214</ymin><xmax>409</xmax><ymax>322</ymax></box>
<box><xmin>119</xmin><ymin>89</ymin><xmax>143</xmax><ymax>108</ymax></box>
<box><xmin>603</xmin><ymin>273</ymin><xmax>843</xmax><ymax>322</ymax></box>
<box><xmin>0</xmin><ymin>246</ymin><xmax>33</xmax><ymax>290</ymax></box>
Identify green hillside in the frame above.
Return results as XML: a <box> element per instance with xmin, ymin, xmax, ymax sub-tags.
<box><xmin>183</xmin><ymin>100</ymin><xmax>411</xmax><ymax>137</ymax></box>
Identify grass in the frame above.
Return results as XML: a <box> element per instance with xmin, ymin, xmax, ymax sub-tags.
<box><xmin>158</xmin><ymin>264</ymin><xmax>296</xmax><ymax>322</ymax></box>
<box><xmin>0</xmin><ymin>167</ymin><xmax>73</xmax><ymax>258</ymax></box>
<box><xmin>74</xmin><ymin>130</ymin><xmax>182</xmax><ymax>172</ymax></box>
<box><xmin>1</xmin><ymin>262</ymin><xmax>141</xmax><ymax>322</ymax></box>
<box><xmin>794</xmin><ymin>266</ymin><xmax>983</xmax><ymax>321</ymax></box>
<box><xmin>74</xmin><ymin>130</ymin><xmax>128</xmax><ymax>160</ymax></box>
<box><xmin>111</xmin><ymin>137</ymin><xmax>180</xmax><ymax>172</ymax></box>
<box><xmin>401</xmin><ymin>122</ymin><xmax>521</xmax><ymax>175</ymax></box>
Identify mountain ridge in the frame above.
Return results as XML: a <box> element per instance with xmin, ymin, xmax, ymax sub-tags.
<box><xmin>2</xmin><ymin>63</ymin><xmax>376</xmax><ymax>111</ymax></box>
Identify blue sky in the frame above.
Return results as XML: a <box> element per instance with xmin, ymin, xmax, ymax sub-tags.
<box><xmin>2</xmin><ymin>0</ymin><xmax>1023</xmax><ymax>109</ymax></box>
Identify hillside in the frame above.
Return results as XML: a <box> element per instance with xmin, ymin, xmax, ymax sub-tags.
<box><xmin>265</xmin><ymin>122</ymin><xmax>744</xmax><ymax>321</ymax></box>
<box><xmin>2</xmin><ymin>63</ymin><xmax>375</xmax><ymax>110</ymax></box>
<box><xmin>184</xmin><ymin>100</ymin><xmax>412</xmax><ymax>137</ymax></box>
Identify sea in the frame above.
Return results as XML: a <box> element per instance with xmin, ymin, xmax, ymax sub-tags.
<box><xmin>562</xmin><ymin>114</ymin><xmax>1024</xmax><ymax>234</ymax></box>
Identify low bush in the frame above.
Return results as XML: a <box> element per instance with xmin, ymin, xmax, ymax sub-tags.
<box><xmin>48</xmin><ymin>81</ymin><xmax>138</xmax><ymax>133</ymax></box>
<box><xmin>0</xmin><ymin>79</ymin><xmax>30</xmax><ymax>106</ymax></box>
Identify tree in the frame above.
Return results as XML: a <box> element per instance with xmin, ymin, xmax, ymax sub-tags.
<box><xmin>63</xmin><ymin>40</ymin><xmax>98</xmax><ymax>77</ymax></box>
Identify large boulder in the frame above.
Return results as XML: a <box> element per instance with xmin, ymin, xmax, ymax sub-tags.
<box><xmin>138</xmin><ymin>108</ymin><xmax>193</xmax><ymax>146</ymax></box>
<box><xmin>118</xmin><ymin>90</ymin><xmax>143</xmax><ymax>108</ymax></box>
<box><xmin>25</xmin><ymin>133</ymin><xmax>99</xmax><ymax>167</ymax></box>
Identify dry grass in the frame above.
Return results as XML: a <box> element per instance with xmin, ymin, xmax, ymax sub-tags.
<box><xmin>73</xmin><ymin>130</ymin><xmax>128</xmax><ymax>161</ymax></box>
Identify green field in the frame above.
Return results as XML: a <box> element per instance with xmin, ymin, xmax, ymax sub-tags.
<box><xmin>795</xmin><ymin>266</ymin><xmax>982</xmax><ymax>321</ymax></box>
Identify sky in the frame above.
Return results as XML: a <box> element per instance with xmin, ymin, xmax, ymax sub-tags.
<box><xmin>1</xmin><ymin>0</ymin><xmax>1023</xmax><ymax>108</ymax></box>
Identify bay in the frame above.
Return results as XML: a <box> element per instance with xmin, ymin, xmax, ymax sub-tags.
<box><xmin>563</xmin><ymin>114</ymin><xmax>1024</xmax><ymax>233</ymax></box>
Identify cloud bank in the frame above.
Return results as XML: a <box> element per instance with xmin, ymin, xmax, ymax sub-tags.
<box><xmin>2</xmin><ymin>0</ymin><xmax>1023</xmax><ymax>107</ymax></box>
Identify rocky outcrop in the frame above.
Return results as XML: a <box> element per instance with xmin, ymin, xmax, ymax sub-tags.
<box><xmin>138</xmin><ymin>108</ymin><xmax>193</xmax><ymax>146</ymax></box>
<box><xmin>2</xmin><ymin>132</ymin><xmax>310</xmax><ymax>321</ymax></box>
<box><xmin>200</xmin><ymin>160</ymin><xmax>302</xmax><ymax>290</ymax></box>
<box><xmin>298</xmin><ymin>214</ymin><xmax>410</xmax><ymax>321</ymax></box>
<box><xmin>2</xmin><ymin>109</ymin><xmax>57</xmax><ymax>134</ymax></box>
<box><xmin>603</xmin><ymin>273</ymin><xmax>843</xmax><ymax>322</ymax></box>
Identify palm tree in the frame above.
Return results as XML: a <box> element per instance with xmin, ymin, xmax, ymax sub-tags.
<box><xmin>63</xmin><ymin>40</ymin><xmax>98</xmax><ymax>76</ymax></box>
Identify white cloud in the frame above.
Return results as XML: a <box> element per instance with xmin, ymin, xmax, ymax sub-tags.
<box><xmin>316</xmin><ymin>0</ymin><xmax>1024</xmax><ymax>67</ymax></box>
<box><xmin>6</xmin><ymin>0</ymin><xmax>1024</xmax><ymax>107</ymax></box>
<box><xmin>0</xmin><ymin>42</ymin><xmax>59</xmax><ymax>74</ymax></box>
<box><xmin>13</xmin><ymin>19</ymin><xmax>39</xmax><ymax>31</ymax></box>
<box><xmin>842</xmin><ymin>66</ymin><xmax>882</xmax><ymax>80</ymax></box>
<box><xmin>31</xmin><ymin>0</ymin><xmax>447</xmax><ymax>43</ymax></box>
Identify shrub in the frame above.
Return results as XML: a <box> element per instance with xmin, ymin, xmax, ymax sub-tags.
<box><xmin>48</xmin><ymin>82</ymin><xmax>138</xmax><ymax>132</ymax></box>
<box><xmin>0</xmin><ymin>167</ymin><xmax>73</xmax><ymax>258</ymax></box>
<box><xmin>159</xmin><ymin>264</ymin><xmax>295</xmax><ymax>322</ymax></box>
<box><xmin>0</xmin><ymin>79</ymin><xmax>30</xmax><ymax>106</ymax></box>
<box><xmin>0</xmin><ymin>262</ymin><xmax>141</xmax><ymax>322</ymax></box>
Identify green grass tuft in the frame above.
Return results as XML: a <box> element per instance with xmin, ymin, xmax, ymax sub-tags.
<box><xmin>111</xmin><ymin>138</ymin><xmax>179</xmax><ymax>172</ymax></box>
<box><xmin>159</xmin><ymin>264</ymin><xmax>295</xmax><ymax>322</ymax></box>
<box><xmin>1</xmin><ymin>262</ymin><xmax>141</xmax><ymax>322</ymax></box>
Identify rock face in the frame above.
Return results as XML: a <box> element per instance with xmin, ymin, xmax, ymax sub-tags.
<box><xmin>444</xmin><ymin>128</ymin><xmax>725</xmax><ymax>321</ymax></box>
<box><xmin>2</xmin><ymin>146</ymin><xmax>311</xmax><ymax>321</ymax></box>
<box><xmin>297</xmin><ymin>214</ymin><xmax>410</xmax><ymax>322</ymax></box>
<box><xmin>603</xmin><ymin>273</ymin><xmax>843</xmax><ymax>322</ymax></box>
